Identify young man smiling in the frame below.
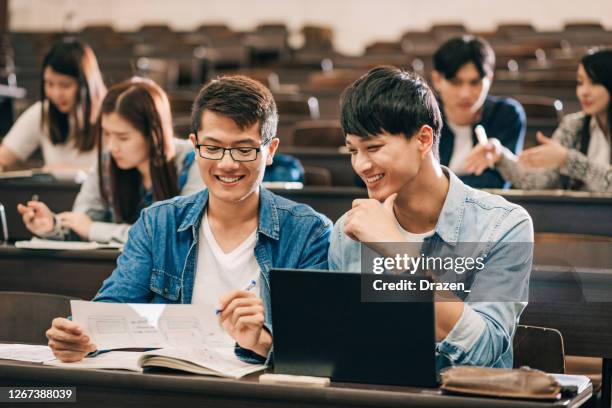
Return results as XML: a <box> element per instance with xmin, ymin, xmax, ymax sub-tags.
<box><xmin>329</xmin><ymin>66</ymin><xmax>533</xmax><ymax>369</ymax></box>
<box><xmin>432</xmin><ymin>36</ymin><xmax>526</xmax><ymax>188</ymax></box>
<box><xmin>46</xmin><ymin>75</ymin><xmax>332</xmax><ymax>363</ymax></box>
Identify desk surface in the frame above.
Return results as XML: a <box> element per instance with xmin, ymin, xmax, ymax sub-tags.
<box><xmin>0</xmin><ymin>246</ymin><xmax>118</xmax><ymax>300</ymax></box>
<box><xmin>0</xmin><ymin>360</ymin><xmax>592</xmax><ymax>408</ymax></box>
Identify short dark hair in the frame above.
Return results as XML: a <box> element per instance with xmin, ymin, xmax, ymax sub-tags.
<box><xmin>340</xmin><ymin>66</ymin><xmax>442</xmax><ymax>159</ymax></box>
<box><xmin>433</xmin><ymin>35</ymin><xmax>495</xmax><ymax>79</ymax></box>
<box><xmin>191</xmin><ymin>75</ymin><xmax>278</xmax><ymax>141</ymax></box>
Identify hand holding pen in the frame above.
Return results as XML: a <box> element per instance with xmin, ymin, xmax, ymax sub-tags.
<box><xmin>463</xmin><ymin>125</ymin><xmax>503</xmax><ymax>176</ymax></box>
<box><xmin>217</xmin><ymin>279</ymin><xmax>271</xmax><ymax>358</ymax></box>
<box><xmin>16</xmin><ymin>194</ymin><xmax>56</xmax><ymax>236</ymax></box>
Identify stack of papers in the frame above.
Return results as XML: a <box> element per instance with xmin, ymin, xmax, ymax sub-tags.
<box><xmin>45</xmin><ymin>351</ymin><xmax>142</xmax><ymax>372</ymax></box>
<box><xmin>0</xmin><ymin>344</ymin><xmax>55</xmax><ymax>363</ymax></box>
<box><xmin>550</xmin><ymin>374</ymin><xmax>592</xmax><ymax>394</ymax></box>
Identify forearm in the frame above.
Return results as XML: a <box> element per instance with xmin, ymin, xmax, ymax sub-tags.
<box><xmin>561</xmin><ymin>148</ymin><xmax>612</xmax><ymax>192</ymax></box>
<box><xmin>249</xmin><ymin>329</ymin><xmax>273</xmax><ymax>358</ymax></box>
<box><xmin>0</xmin><ymin>145</ymin><xmax>21</xmax><ymax>170</ymax></box>
<box><xmin>496</xmin><ymin>147</ymin><xmax>562</xmax><ymax>189</ymax></box>
<box><xmin>89</xmin><ymin>222</ymin><xmax>131</xmax><ymax>244</ymax></box>
<box><xmin>435</xmin><ymin>300</ymin><xmax>464</xmax><ymax>341</ymax></box>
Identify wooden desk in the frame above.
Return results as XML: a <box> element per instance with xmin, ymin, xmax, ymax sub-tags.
<box><xmin>2</xmin><ymin>177</ymin><xmax>610</xmax><ymax>237</ymax></box>
<box><xmin>0</xmin><ymin>360</ymin><xmax>592</xmax><ymax>408</ymax></box>
<box><xmin>278</xmin><ymin>146</ymin><xmax>356</xmax><ymax>186</ymax></box>
<box><xmin>270</xmin><ymin>186</ymin><xmax>612</xmax><ymax>237</ymax></box>
<box><xmin>488</xmin><ymin>189</ymin><xmax>612</xmax><ymax>237</ymax></box>
<box><xmin>522</xmin><ymin>265</ymin><xmax>612</xmax><ymax>408</ymax></box>
<box><xmin>271</xmin><ymin>186</ymin><xmax>366</xmax><ymax>221</ymax></box>
<box><xmin>0</xmin><ymin>246</ymin><xmax>117</xmax><ymax>300</ymax></box>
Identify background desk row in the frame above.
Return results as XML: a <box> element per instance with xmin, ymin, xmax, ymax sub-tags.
<box><xmin>1</xmin><ymin>181</ymin><xmax>611</xmax><ymax>240</ymax></box>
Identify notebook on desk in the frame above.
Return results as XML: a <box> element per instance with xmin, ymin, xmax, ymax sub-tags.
<box><xmin>270</xmin><ymin>269</ymin><xmax>438</xmax><ymax>387</ymax></box>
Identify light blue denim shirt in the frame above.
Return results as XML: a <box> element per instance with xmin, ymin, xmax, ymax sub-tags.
<box><xmin>93</xmin><ymin>187</ymin><xmax>332</xmax><ymax>363</ymax></box>
<box><xmin>328</xmin><ymin>168</ymin><xmax>533</xmax><ymax>369</ymax></box>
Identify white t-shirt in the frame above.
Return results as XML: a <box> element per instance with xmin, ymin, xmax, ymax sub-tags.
<box><xmin>447</xmin><ymin>122</ymin><xmax>473</xmax><ymax>176</ymax></box>
<box><xmin>587</xmin><ymin>117</ymin><xmax>611</xmax><ymax>166</ymax></box>
<box><xmin>2</xmin><ymin>101</ymin><xmax>96</xmax><ymax>167</ymax></box>
<box><xmin>396</xmin><ymin>219</ymin><xmax>435</xmax><ymax>243</ymax></box>
<box><xmin>191</xmin><ymin>211</ymin><xmax>260</xmax><ymax>347</ymax></box>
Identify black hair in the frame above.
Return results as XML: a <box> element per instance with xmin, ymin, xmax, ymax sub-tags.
<box><xmin>567</xmin><ymin>48</ymin><xmax>612</xmax><ymax>190</ymax></box>
<box><xmin>97</xmin><ymin>78</ymin><xmax>177</xmax><ymax>224</ymax></box>
<box><xmin>340</xmin><ymin>65</ymin><xmax>442</xmax><ymax>159</ymax></box>
<box><xmin>191</xmin><ymin>75</ymin><xmax>278</xmax><ymax>141</ymax></box>
<box><xmin>433</xmin><ymin>35</ymin><xmax>495</xmax><ymax>79</ymax></box>
<box><xmin>40</xmin><ymin>38</ymin><xmax>105</xmax><ymax>151</ymax></box>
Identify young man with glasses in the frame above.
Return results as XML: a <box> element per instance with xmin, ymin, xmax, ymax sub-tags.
<box><xmin>46</xmin><ymin>76</ymin><xmax>332</xmax><ymax>363</ymax></box>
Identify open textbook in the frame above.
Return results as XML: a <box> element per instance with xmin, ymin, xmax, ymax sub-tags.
<box><xmin>45</xmin><ymin>347</ymin><xmax>264</xmax><ymax>379</ymax></box>
<box><xmin>54</xmin><ymin>301</ymin><xmax>266</xmax><ymax>378</ymax></box>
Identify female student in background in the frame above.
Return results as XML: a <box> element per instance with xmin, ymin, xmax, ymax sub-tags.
<box><xmin>0</xmin><ymin>38</ymin><xmax>106</xmax><ymax>172</ymax></box>
<box><xmin>465</xmin><ymin>48</ymin><xmax>612</xmax><ymax>192</ymax></box>
<box><xmin>17</xmin><ymin>77</ymin><xmax>203</xmax><ymax>243</ymax></box>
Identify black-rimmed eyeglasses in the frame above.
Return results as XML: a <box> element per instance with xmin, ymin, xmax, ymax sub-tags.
<box><xmin>194</xmin><ymin>138</ymin><xmax>273</xmax><ymax>162</ymax></box>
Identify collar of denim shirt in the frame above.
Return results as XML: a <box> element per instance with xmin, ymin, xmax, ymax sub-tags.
<box><xmin>176</xmin><ymin>186</ymin><xmax>280</xmax><ymax>240</ymax></box>
<box><xmin>428</xmin><ymin>166</ymin><xmax>468</xmax><ymax>247</ymax></box>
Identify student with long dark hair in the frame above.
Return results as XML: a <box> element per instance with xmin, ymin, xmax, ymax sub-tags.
<box><xmin>17</xmin><ymin>77</ymin><xmax>203</xmax><ymax>243</ymax></box>
<box><xmin>466</xmin><ymin>48</ymin><xmax>612</xmax><ymax>192</ymax></box>
<box><xmin>0</xmin><ymin>38</ymin><xmax>106</xmax><ymax>172</ymax></box>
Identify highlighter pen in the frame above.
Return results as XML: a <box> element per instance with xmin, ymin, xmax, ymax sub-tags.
<box><xmin>215</xmin><ymin>279</ymin><xmax>257</xmax><ymax>315</ymax></box>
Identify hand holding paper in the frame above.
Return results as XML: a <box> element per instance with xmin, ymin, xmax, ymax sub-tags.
<box><xmin>46</xmin><ymin>317</ymin><xmax>97</xmax><ymax>363</ymax></box>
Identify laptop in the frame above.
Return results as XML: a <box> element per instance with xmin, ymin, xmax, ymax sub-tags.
<box><xmin>270</xmin><ymin>269</ymin><xmax>438</xmax><ymax>387</ymax></box>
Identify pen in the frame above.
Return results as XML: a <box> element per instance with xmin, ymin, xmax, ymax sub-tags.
<box><xmin>29</xmin><ymin>194</ymin><xmax>40</xmax><ymax>220</ymax></box>
<box><xmin>215</xmin><ymin>279</ymin><xmax>257</xmax><ymax>315</ymax></box>
<box><xmin>474</xmin><ymin>125</ymin><xmax>488</xmax><ymax>146</ymax></box>
<box><xmin>474</xmin><ymin>125</ymin><xmax>494</xmax><ymax>168</ymax></box>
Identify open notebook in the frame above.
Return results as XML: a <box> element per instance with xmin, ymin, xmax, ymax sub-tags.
<box><xmin>45</xmin><ymin>346</ymin><xmax>265</xmax><ymax>379</ymax></box>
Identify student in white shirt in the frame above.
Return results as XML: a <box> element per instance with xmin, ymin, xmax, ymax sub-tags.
<box><xmin>466</xmin><ymin>48</ymin><xmax>612</xmax><ymax>192</ymax></box>
<box><xmin>45</xmin><ymin>75</ymin><xmax>331</xmax><ymax>363</ymax></box>
<box><xmin>0</xmin><ymin>39</ymin><xmax>106</xmax><ymax>172</ymax></box>
<box><xmin>17</xmin><ymin>77</ymin><xmax>203</xmax><ymax>243</ymax></box>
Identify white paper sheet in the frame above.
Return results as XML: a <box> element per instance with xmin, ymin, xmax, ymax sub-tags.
<box><xmin>44</xmin><ymin>351</ymin><xmax>143</xmax><ymax>372</ymax></box>
<box><xmin>0</xmin><ymin>344</ymin><xmax>55</xmax><ymax>363</ymax></box>
<box><xmin>71</xmin><ymin>301</ymin><xmax>232</xmax><ymax>350</ymax></box>
<box><xmin>15</xmin><ymin>238</ymin><xmax>123</xmax><ymax>251</ymax></box>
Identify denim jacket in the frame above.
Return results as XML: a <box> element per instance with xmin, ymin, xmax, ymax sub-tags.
<box><xmin>328</xmin><ymin>168</ymin><xmax>533</xmax><ymax>369</ymax></box>
<box><xmin>93</xmin><ymin>187</ymin><xmax>332</xmax><ymax>363</ymax></box>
